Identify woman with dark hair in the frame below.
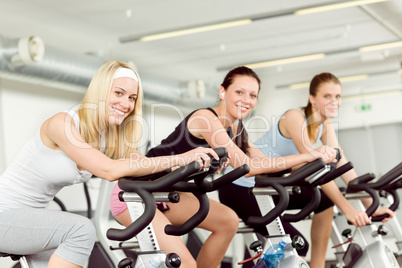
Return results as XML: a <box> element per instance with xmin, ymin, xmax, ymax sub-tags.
<box><xmin>225</xmin><ymin>72</ymin><xmax>395</xmax><ymax>268</ymax></box>
<box><xmin>110</xmin><ymin>66</ymin><xmax>337</xmax><ymax>268</ymax></box>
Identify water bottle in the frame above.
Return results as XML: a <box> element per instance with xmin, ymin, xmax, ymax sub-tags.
<box><xmin>253</xmin><ymin>240</ymin><xmax>286</xmax><ymax>268</ymax></box>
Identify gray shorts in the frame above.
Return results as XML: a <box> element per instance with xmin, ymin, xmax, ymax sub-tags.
<box><xmin>0</xmin><ymin>208</ymin><xmax>96</xmax><ymax>267</ymax></box>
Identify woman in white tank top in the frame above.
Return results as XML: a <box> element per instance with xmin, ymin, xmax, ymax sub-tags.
<box><xmin>0</xmin><ymin>60</ymin><xmax>221</xmax><ymax>268</ymax></box>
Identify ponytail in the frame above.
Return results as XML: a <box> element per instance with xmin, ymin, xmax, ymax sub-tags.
<box><xmin>303</xmin><ymin>102</ymin><xmax>316</xmax><ymax>142</ymax></box>
<box><xmin>234</xmin><ymin>119</ymin><xmax>249</xmax><ymax>155</ymax></box>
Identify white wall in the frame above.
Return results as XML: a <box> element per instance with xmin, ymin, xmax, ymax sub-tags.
<box><xmin>0</xmin><ymin>78</ymin><xmax>87</xmax><ymax>211</ymax></box>
<box><xmin>0</xmin><ymin>79</ymin><xmax>84</xmax><ymax>168</ymax></box>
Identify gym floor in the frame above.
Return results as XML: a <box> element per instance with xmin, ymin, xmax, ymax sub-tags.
<box><xmin>1</xmin><ymin>254</ymin><xmax>402</xmax><ymax>267</ymax></box>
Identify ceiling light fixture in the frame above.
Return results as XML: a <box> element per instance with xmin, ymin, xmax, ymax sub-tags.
<box><xmin>359</xmin><ymin>41</ymin><xmax>402</xmax><ymax>52</ymax></box>
<box><xmin>339</xmin><ymin>74</ymin><xmax>369</xmax><ymax>82</ymax></box>
<box><xmin>138</xmin><ymin>19</ymin><xmax>251</xmax><ymax>42</ymax></box>
<box><xmin>289</xmin><ymin>74</ymin><xmax>369</xmax><ymax>89</ymax></box>
<box><xmin>245</xmin><ymin>53</ymin><xmax>325</xmax><ymax>69</ymax></box>
<box><xmin>120</xmin><ymin>0</ymin><xmax>387</xmax><ymax>43</ymax></box>
<box><xmin>294</xmin><ymin>0</ymin><xmax>388</xmax><ymax>15</ymax></box>
<box><xmin>342</xmin><ymin>90</ymin><xmax>401</xmax><ymax>101</ymax></box>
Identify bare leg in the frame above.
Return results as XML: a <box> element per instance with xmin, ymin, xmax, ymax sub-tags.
<box><xmin>47</xmin><ymin>254</ymin><xmax>81</xmax><ymax>268</ymax></box>
<box><xmin>153</xmin><ymin>209</ymin><xmax>197</xmax><ymax>267</ymax></box>
<box><xmin>309</xmin><ymin>207</ymin><xmax>333</xmax><ymax>268</ymax></box>
<box><xmin>164</xmin><ymin>193</ymin><xmax>239</xmax><ymax>268</ymax></box>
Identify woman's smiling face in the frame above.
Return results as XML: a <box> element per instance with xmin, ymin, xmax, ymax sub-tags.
<box><xmin>108</xmin><ymin>77</ymin><xmax>138</xmax><ymax>126</ymax></box>
<box><xmin>222</xmin><ymin>75</ymin><xmax>259</xmax><ymax>121</ymax></box>
<box><xmin>310</xmin><ymin>81</ymin><xmax>342</xmax><ymax>119</ymax></box>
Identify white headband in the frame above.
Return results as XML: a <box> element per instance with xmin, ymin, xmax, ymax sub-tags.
<box><xmin>113</xmin><ymin>68</ymin><xmax>138</xmax><ymax>83</ymax></box>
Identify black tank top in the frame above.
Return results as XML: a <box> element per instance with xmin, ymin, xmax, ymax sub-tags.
<box><xmin>147</xmin><ymin>107</ymin><xmax>233</xmax><ymax>157</ymax></box>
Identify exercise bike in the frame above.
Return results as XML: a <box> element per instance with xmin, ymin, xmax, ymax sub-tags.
<box><xmin>91</xmin><ymin>147</ymin><xmax>250</xmax><ymax>268</ymax></box>
<box><xmin>330</xmin><ymin>161</ymin><xmax>402</xmax><ymax>268</ymax></box>
<box><xmin>242</xmin><ymin>150</ymin><xmax>354</xmax><ymax>267</ymax></box>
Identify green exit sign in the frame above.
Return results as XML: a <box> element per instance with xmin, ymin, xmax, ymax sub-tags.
<box><xmin>360</xmin><ymin>104</ymin><xmax>372</xmax><ymax>111</ymax></box>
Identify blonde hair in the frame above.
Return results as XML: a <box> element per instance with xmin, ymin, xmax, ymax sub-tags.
<box><xmin>78</xmin><ymin>60</ymin><xmax>143</xmax><ymax>159</ymax></box>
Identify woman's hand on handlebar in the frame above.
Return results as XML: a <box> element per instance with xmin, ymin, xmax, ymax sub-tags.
<box><xmin>180</xmin><ymin>147</ymin><xmax>219</xmax><ymax>170</ymax></box>
<box><xmin>214</xmin><ymin>154</ymin><xmax>231</xmax><ymax>174</ymax></box>
<box><xmin>344</xmin><ymin>208</ymin><xmax>371</xmax><ymax>227</ymax></box>
<box><xmin>372</xmin><ymin>206</ymin><xmax>396</xmax><ymax>223</ymax></box>
<box><xmin>308</xmin><ymin>145</ymin><xmax>337</xmax><ymax>164</ymax></box>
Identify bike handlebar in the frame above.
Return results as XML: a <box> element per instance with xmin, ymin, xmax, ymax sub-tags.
<box><xmin>311</xmin><ymin>162</ymin><xmax>354</xmax><ymax>187</ymax></box>
<box><xmin>107</xmin><ymin>147</ymin><xmax>250</xmax><ymax>240</ymax></box>
<box><xmin>165</xmin><ymin>164</ymin><xmax>250</xmax><ymax>236</ymax></box>
<box><xmin>106</xmin><ymin>161</ymin><xmax>201</xmax><ymax>241</ymax></box>
<box><xmin>347</xmin><ymin>161</ymin><xmax>402</xmax><ymax>221</ymax></box>
<box><xmin>248</xmin><ymin>149</ymin><xmax>352</xmax><ymax>226</ymax></box>
<box><xmin>347</xmin><ymin>173</ymin><xmax>379</xmax><ymax>218</ymax></box>
<box><xmin>165</xmin><ymin>193</ymin><xmax>209</xmax><ymax>235</ymax></box>
<box><xmin>247</xmin><ymin>158</ymin><xmax>326</xmax><ymax>226</ymax></box>
<box><xmin>371</xmin><ymin>162</ymin><xmax>402</xmax><ymax>189</ymax></box>
<box><xmin>254</xmin><ymin>158</ymin><xmax>326</xmax><ymax>188</ymax></box>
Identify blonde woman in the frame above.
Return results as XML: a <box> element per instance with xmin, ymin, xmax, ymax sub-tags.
<box><xmin>0</xmin><ymin>60</ymin><xmax>218</xmax><ymax>268</ymax></box>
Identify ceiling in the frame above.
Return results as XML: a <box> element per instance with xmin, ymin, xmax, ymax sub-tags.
<box><xmin>1</xmin><ymin>0</ymin><xmax>402</xmax><ymax>93</ymax></box>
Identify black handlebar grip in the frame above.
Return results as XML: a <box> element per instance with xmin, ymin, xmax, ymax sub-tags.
<box><xmin>118</xmin><ymin>161</ymin><xmax>201</xmax><ymax>192</ymax></box>
<box><xmin>283</xmin><ymin>187</ymin><xmax>321</xmax><ymax>222</ymax></box>
<box><xmin>254</xmin><ymin>159</ymin><xmax>326</xmax><ymax>187</ymax></box>
<box><xmin>386</xmin><ymin>183</ymin><xmax>401</xmax><ymax>212</ymax></box>
<box><xmin>194</xmin><ymin>175</ymin><xmax>214</xmax><ymax>192</ymax></box>
<box><xmin>247</xmin><ymin>183</ymin><xmax>289</xmax><ymax>227</ymax></box>
<box><xmin>364</xmin><ymin>188</ymin><xmax>380</xmax><ymax>218</ymax></box>
<box><xmin>335</xmin><ymin>148</ymin><xmax>341</xmax><ymax>161</ymax></box>
<box><xmin>372</xmin><ymin>162</ymin><xmax>402</xmax><ymax>189</ymax></box>
<box><xmin>213</xmin><ymin>147</ymin><xmax>228</xmax><ymax>158</ymax></box>
<box><xmin>259</xmin><ymin>168</ymin><xmax>292</xmax><ymax>178</ymax></box>
<box><xmin>165</xmin><ymin>193</ymin><xmax>210</xmax><ymax>236</ymax></box>
<box><xmin>206</xmin><ymin>147</ymin><xmax>228</xmax><ymax>174</ymax></box>
<box><xmin>123</xmin><ymin>169</ymin><xmax>171</xmax><ymax>182</ymax></box>
<box><xmin>348</xmin><ymin>173</ymin><xmax>376</xmax><ymax>186</ymax></box>
<box><xmin>107</xmin><ymin>188</ymin><xmax>155</xmax><ymax>241</ymax></box>
<box><xmin>171</xmin><ymin>164</ymin><xmax>250</xmax><ymax>194</ymax></box>
<box><xmin>210</xmin><ymin>164</ymin><xmax>250</xmax><ymax>190</ymax></box>
<box><xmin>311</xmin><ymin>162</ymin><xmax>354</xmax><ymax>187</ymax></box>
<box><xmin>347</xmin><ymin>182</ymin><xmax>380</xmax><ymax>218</ymax></box>
<box><xmin>328</xmin><ymin>148</ymin><xmax>342</xmax><ymax>170</ymax></box>
<box><xmin>372</xmin><ymin>188</ymin><xmax>399</xmax><ymax>222</ymax></box>
<box><xmin>285</xmin><ymin>158</ymin><xmax>326</xmax><ymax>185</ymax></box>
<box><xmin>106</xmin><ymin>161</ymin><xmax>201</xmax><ymax>241</ymax></box>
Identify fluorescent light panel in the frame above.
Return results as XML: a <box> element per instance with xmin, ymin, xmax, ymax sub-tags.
<box><xmin>342</xmin><ymin>90</ymin><xmax>402</xmax><ymax>101</ymax></box>
<box><xmin>295</xmin><ymin>0</ymin><xmax>388</xmax><ymax>15</ymax></box>
<box><xmin>140</xmin><ymin>19</ymin><xmax>251</xmax><ymax>42</ymax></box>
<box><xmin>246</xmin><ymin>53</ymin><xmax>325</xmax><ymax>69</ymax></box>
<box><xmin>290</xmin><ymin>74</ymin><xmax>369</xmax><ymax>89</ymax></box>
<box><xmin>359</xmin><ymin>41</ymin><xmax>402</xmax><ymax>52</ymax></box>
<box><xmin>339</xmin><ymin>74</ymin><xmax>369</xmax><ymax>82</ymax></box>
<box><xmin>135</xmin><ymin>0</ymin><xmax>387</xmax><ymax>42</ymax></box>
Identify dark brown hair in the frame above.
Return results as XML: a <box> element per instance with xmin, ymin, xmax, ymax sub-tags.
<box><xmin>303</xmin><ymin>72</ymin><xmax>341</xmax><ymax>141</ymax></box>
<box><xmin>221</xmin><ymin>66</ymin><xmax>261</xmax><ymax>154</ymax></box>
